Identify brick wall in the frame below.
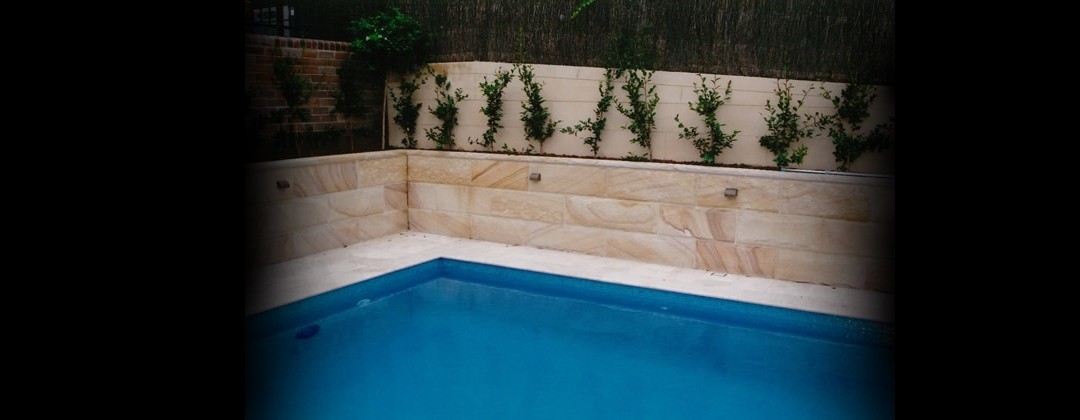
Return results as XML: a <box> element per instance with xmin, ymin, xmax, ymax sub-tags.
<box><xmin>245</xmin><ymin>34</ymin><xmax>385</xmax><ymax>161</ymax></box>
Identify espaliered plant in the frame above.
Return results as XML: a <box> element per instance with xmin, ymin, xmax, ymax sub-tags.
<box><xmin>760</xmin><ymin>79</ymin><xmax>816</xmax><ymax>169</ymax></box>
<box><xmin>675</xmin><ymin>75</ymin><xmax>739</xmax><ymax>165</ymax></box>
<box><xmin>271</xmin><ymin>55</ymin><xmax>317</xmax><ymax>157</ymax></box>
<box><xmin>562</xmin><ymin>68</ymin><xmax>617</xmax><ymax>157</ymax></box>
<box><xmin>615</xmin><ymin>68</ymin><xmax>659</xmax><ymax>160</ymax></box>
<box><xmin>425</xmin><ymin>69</ymin><xmax>468</xmax><ymax>150</ymax></box>
<box><xmin>388</xmin><ymin>70</ymin><xmax>428</xmax><ymax>149</ymax></box>
<box><xmin>331</xmin><ymin>54</ymin><xmax>369</xmax><ymax>152</ymax></box>
<box><xmin>814</xmin><ymin>83</ymin><xmax>894</xmax><ymax>171</ymax></box>
<box><xmin>515</xmin><ymin>63</ymin><xmax>560</xmax><ymax>153</ymax></box>
<box><xmin>471</xmin><ymin>68</ymin><xmax>514</xmax><ymax>151</ymax></box>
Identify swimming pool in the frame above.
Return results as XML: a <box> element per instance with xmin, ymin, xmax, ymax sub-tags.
<box><xmin>245</xmin><ymin>258</ymin><xmax>894</xmax><ymax>419</ymax></box>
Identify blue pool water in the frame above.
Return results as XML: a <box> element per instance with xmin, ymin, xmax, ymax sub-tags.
<box><xmin>245</xmin><ymin>258</ymin><xmax>894</xmax><ymax>420</ymax></box>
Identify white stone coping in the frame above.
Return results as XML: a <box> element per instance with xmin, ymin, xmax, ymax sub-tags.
<box><xmin>245</xmin><ymin>150</ymin><xmax>407</xmax><ymax>171</ymax></box>
<box><xmin>246</xmin><ymin>232</ymin><xmax>895</xmax><ymax>324</ymax></box>
<box><xmin>405</xmin><ymin>149</ymin><xmax>894</xmax><ymax>186</ymax></box>
<box><xmin>244</xmin><ymin>149</ymin><xmax>893</xmax><ymax>187</ymax></box>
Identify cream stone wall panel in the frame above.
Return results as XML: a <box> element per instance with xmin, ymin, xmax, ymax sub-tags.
<box><xmin>246</xmin><ymin>167</ymin><xmax>297</xmax><ymax>203</ymax></box>
<box><xmin>471</xmin><ymin>215</ymin><xmax>553</xmax><ymax>246</ymax></box>
<box><xmin>528</xmin><ymin>163</ymin><xmax>608</xmax><ymax>196</ymax></box>
<box><xmin>774</xmin><ymin>249</ymin><xmax>868</xmax><ymax>289</ymax></box>
<box><xmin>694</xmin><ymin>240</ymin><xmax>776</xmax><ymax>278</ymax></box>
<box><xmin>356</xmin><ymin>157</ymin><xmax>407</xmax><ymax>187</ymax></box>
<box><xmin>407</xmin><ymin>182</ymin><xmax>471</xmax><ymax>212</ymax></box>
<box><xmin>565</xmin><ymin>196</ymin><xmax>658</xmax><ymax>233</ymax></box>
<box><xmin>326</xmin><ymin>187</ymin><xmax>386</xmax><ymax>222</ymax></box>
<box><xmin>408</xmin><ymin>208</ymin><xmax>472</xmax><ymax>238</ymax></box>
<box><xmin>607</xmin><ymin>168</ymin><xmax>696</xmax><ymax>205</ymax></box>
<box><xmin>605</xmin><ymin>231</ymin><xmax>697</xmax><ymax>268</ymax></box>
<box><xmin>649</xmin><ymin>70</ymin><xmax>703</xmax><ymax>87</ymax></box>
<box><xmin>482</xmin><ymin>189</ymin><xmax>565</xmax><ymax>224</ymax></box>
<box><xmin>384</xmin><ymin>183</ymin><xmax>408</xmax><ymax>210</ymax></box>
<box><xmin>538</xmin><ymin>78</ymin><xmax>606</xmax><ymax>102</ymax></box>
<box><xmin>712</xmin><ymin>133</ymin><xmax>779</xmax><ymax>167</ymax></box>
<box><xmin>407</xmin><ymin>155</ymin><xmax>472</xmax><ymax>185</ymax></box>
<box><xmin>291</xmin><ymin>224</ymin><xmax>345</xmax><ymax>259</ymax></box>
<box><xmin>649</xmin><ymin>134</ymin><xmax>701</xmax><ymax>164</ymax></box>
<box><xmin>658</xmin><ymin>205</ymin><xmax>736</xmax><ymax>241</ymax></box>
<box><xmin>260</xmin><ymin>196</ymin><xmax>328</xmax><ymax>234</ymax></box>
<box><xmin>471</xmin><ymin>160</ymin><xmax>529</xmax><ymax>190</ymax></box>
<box><xmin>696</xmin><ymin>174</ymin><xmax>783</xmax><ymax>211</ymax></box>
<box><xmin>253</xmin><ymin>233</ymin><xmax>292</xmax><ymax>266</ymax></box>
<box><xmin>821</xmin><ymin>219</ymin><xmax>894</xmax><ymax>259</ymax></box>
<box><xmin>777</xmin><ymin>181</ymin><xmax>873</xmax><ymax>221</ymax></box>
<box><xmin>869</xmin><ymin>185</ymin><xmax>895</xmax><ymax>223</ymax></box>
<box><xmin>495</xmin><ymin>101</ymin><xmax>526</xmax><ymax>128</ymax></box>
<box><xmin>327</xmin><ymin>217</ymin><xmax>362</xmax><ymax>245</ymax></box>
<box><xmin>529</xmin><ymin>63</ymin><xmax>579</xmax><ymax>80</ymax></box>
<box><xmin>735</xmin><ymin>211</ymin><xmax>824</xmax><ymax>251</ymax></box>
<box><xmin>652</xmin><ymin>84</ymin><xmax>685</xmax><ymax>105</ymax></box>
<box><xmin>290</xmin><ymin>162</ymin><xmax>358</xmax><ymax>196</ymax></box>
<box><xmin>356</xmin><ymin>210</ymin><xmax>409</xmax><ymax>241</ymax></box>
<box><xmin>866</xmin><ymin>259</ymin><xmax>895</xmax><ymax>294</ymax></box>
<box><xmin>526</xmin><ymin>224</ymin><xmax>609</xmax><ymax>256</ymax></box>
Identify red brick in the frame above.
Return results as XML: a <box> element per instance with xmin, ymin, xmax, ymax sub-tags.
<box><xmin>302</xmin><ymin>49</ymin><xmax>318</xmax><ymax>58</ymax></box>
<box><xmin>317</xmin><ymin>51</ymin><xmax>335</xmax><ymax>60</ymax></box>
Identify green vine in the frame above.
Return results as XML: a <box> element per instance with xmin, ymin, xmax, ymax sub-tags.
<box><xmin>270</xmin><ymin>55</ymin><xmax>317</xmax><ymax>157</ymax></box>
<box><xmin>760</xmin><ymin>79</ymin><xmax>816</xmax><ymax>169</ymax></box>
<box><xmin>570</xmin><ymin>0</ymin><xmax>598</xmax><ymax>19</ymax></box>
<box><xmin>424</xmin><ymin>69</ymin><xmax>468</xmax><ymax>150</ymax></box>
<box><xmin>388</xmin><ymin>70</ymin><xmax>428</xmax><ymax>149</ymax></box>
<box><xmin>331</xmin><ymin>54</ymin><xmax>369</xmax><ymax>152</ymax></box>
<box><xmin>562</xmin><ymin>68</ymin><xmax>616</xmax><ymax>157</ymax></box>
<box><xmin>814</xmin><ymin>83</ymin><xmax>894</xmax><ymax>171</ymax></box>
<box><xmin>615</xmin><ymin>68</ymin><xmax>659</xmax><ymax>160</ymax></box>
<box><xmin>675</xmin><ymin>75</ymin><xmax>739</xmax><ymax>165</ymax></box>
<box><xmin>471</xmin><ymin>68</ymin><xmax>514</xmax><ymax>151</ymax></box>
<box><xmin>515</xmin><ymin>63</ymin><xmax>560</xmax><ymax>153</ymax></box>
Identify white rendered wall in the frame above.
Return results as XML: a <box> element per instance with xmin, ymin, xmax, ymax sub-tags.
<box><xmin>387</xmin><ymin>62</ymin><xmax>895</xmax><ymax>175</ymax></box>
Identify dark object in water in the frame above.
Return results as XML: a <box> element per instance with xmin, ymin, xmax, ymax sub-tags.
<box><xmin>295</xmin><ymin>324</ymin><xmax>320</xmax><ymax>339</ymax></box>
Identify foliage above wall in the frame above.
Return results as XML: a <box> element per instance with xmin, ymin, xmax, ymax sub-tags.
<box><xmin>347</xmin><ymin>7</ymin><xmax>430</xmax><ymax>75</ymax></box>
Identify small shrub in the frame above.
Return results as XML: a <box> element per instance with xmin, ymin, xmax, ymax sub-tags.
<box><xmin>425</xmin><ymin>69</ymin><xmax>468</xmax><ymax>150</ymax></box>
<box><xmin>471</xmin><ymin>68</ymin><xmax>514</xmax><ymax>151</ymax></box>
<box><xmin>814</xmin><ymin>83</ymin><xmax>894</xmax><ymax>171</ymax></box>
<box><xmin>562</xmin><ymin>68</ymin><xmax>617</xmax><ymax>157</ymax></box>
<box><xmin>675</xmin><ymin>75</ymin><xmax>739</xmax><ymax>165</ymax></box>
<box><xmin>388</xmin><ymin>70</ymin><xmax>428</xmax><ymax>149</ymax></box>
<box><xmin>760</xmin><ymin>79</ymin><xmax>816</xmax><ymax>169</ymax></box>
<box><xmin>516</xmin><ymin>63</ymin><xmax>560</xmax><ymax>152</ymax></box>
<box><xmin>616</xmin><ymin>68</ymin><xmax>659</xmax><ymax>160</ymax></box>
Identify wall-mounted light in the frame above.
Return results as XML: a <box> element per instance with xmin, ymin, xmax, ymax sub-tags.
<box><xmin>724</xmin><ymin>188</ymin><xmax>737</xmax><ymax>198</ymax></box>
<box><xmin>276</xmin><ymin>180</ymin><xmax>291</xmax><ymax>189</ymax></box>
<box><xmin>530</xmin><ymin>173</ymin><xmax>541</xmax><ymax>181</ymax></box>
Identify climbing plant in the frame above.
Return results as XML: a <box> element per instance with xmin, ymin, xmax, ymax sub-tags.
<box><xmin>616</xmin><ymin>68</ymin><xmax>659</xmax><ymax>160</ymax></box>
<box><xmin>270</xmin><ymin>55</ymin><xmax>317</xmax><ymax>157</ymax></box>
<box><xmin>424</xmin><ymin>69</ymin><xmax>468</xmax><ymax>150</ymax></box>
<box><xmin>471</xmin><ymin>68</ymin><xmax>514</xmax><ymax>151</ymax></box>
<box><xmin>675</xmin><ymin>75</ymin><xmax>739</xmax><ymax>165</ymax></box>
<box><xmin>388</xmin><ymin>70</ymin><xmax>428</xmax><ymax>149</ymax></box>
<box><xmin>813</xmin><ymin>83</ymin><xmax>894</xmax><ymax>171</ymax></box>
<box><xmin>562</xmin><ymin>68</ymin><xmax>616</xmax><ymax>157</ymax></box>
<box><xmin>760</xmin><ymin>79</ymin><xmax>816</xmax><ymax>169</ymax></box>
<box><xmin>515</xmin><ymin>63</ymin><xmax>559</xmax><ymax>153</ymax></box>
